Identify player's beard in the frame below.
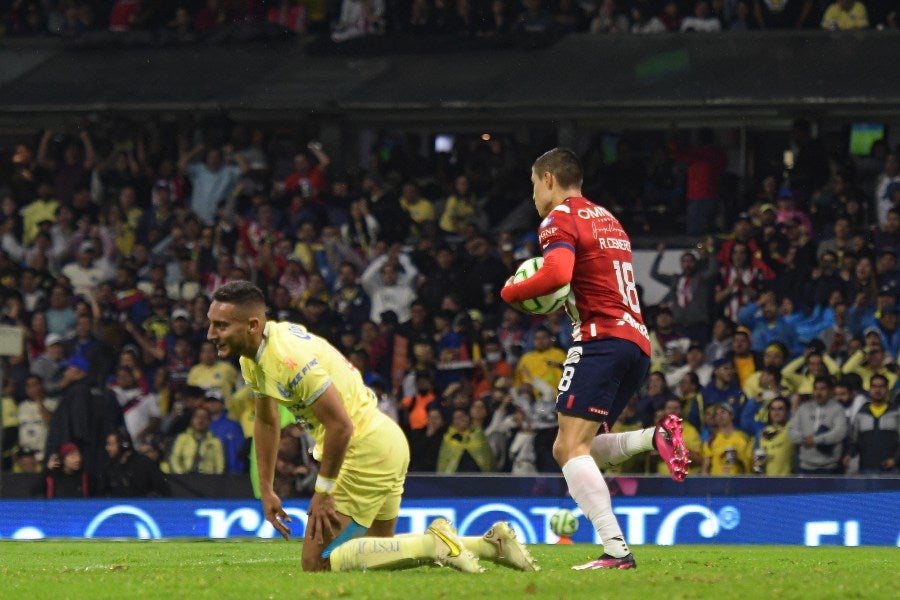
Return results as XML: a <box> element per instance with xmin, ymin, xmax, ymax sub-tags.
<box><xmin>215</xmin><ymin>339</ymin><xmax>233</xmax><ymax>358</ymax></box>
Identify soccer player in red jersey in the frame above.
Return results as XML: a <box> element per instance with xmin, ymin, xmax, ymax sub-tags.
<box><xmin>501</xmin><ymin>148</ymin><xmax>689</xmax><ymax>570</ymax></box>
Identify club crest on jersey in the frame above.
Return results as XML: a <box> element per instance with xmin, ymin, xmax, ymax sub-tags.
<box><xmin>540</xmin><ymin>216</ymin><xmax>555</xmax><ymax>228</ymax></box>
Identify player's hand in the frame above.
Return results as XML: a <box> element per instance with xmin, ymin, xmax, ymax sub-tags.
<box><xmin>261</xmin><ymin>490</ymin><xmax>292</xmax><ymax>540</ymax></box>
<box><xmin>306</xmin><ymin>492</ymin><xmax>341</xmax><ymax>546</ymax></box>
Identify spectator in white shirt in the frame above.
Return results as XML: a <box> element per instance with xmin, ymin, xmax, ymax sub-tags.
<box><xmin>360</xmin><ymin>249</ymin><xmax>419</xmax><ymax>323</ymax></box>
<box><xmin>680</xmin><ymin>0</ymin><xmax>723</xmax><ymax>31</ymax></box>
<box><xmin>61</xmin><ymin>240</ymin><xmax>107</xmax><ymax>296</ymax></box>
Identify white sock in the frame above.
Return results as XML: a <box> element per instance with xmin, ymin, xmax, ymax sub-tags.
<box><xmin>590</xmin><ymin>427</ymin><xmax>654</xmax><ymax>469</ymax></box>
<box><xmin>561</xmin><ymin>454</ymin><xmax>630</xmax><ymax>557</ymax></box>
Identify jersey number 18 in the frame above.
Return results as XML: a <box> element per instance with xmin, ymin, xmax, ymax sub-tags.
<box><xmin>613</xmin><ymin>260</ymin><xmax>641</xmax><ymax>313</ymax></box>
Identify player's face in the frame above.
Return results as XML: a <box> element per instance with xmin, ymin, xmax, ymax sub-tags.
<box><xmin>207</xmin><ymin>300</ymin><xmax>255</xmax><ymax>359</ymax></box>
<box><xmin>531</xmin><ymin>168</ymin><xmax>553</xmax><ymax>217</ymax></box>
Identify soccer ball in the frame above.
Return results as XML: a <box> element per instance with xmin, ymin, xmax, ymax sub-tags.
<box><xmin>511</xmin><ymin>257</ymin><xmax>570</xmax><ymax>315</ymax></box>
<box><xmin>549</xmin><ymin>509</ymin><xmax>579</xmax><ymax>538</ymax></box>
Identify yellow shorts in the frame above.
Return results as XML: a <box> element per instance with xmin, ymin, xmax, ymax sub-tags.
<box><xmin>333</xmin><ymin>412</ymin><xmax>410</xmax><ymax>528</ymax></box>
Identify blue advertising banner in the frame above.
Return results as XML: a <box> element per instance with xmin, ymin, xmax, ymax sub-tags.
<box><xmin>0</xmin><ymin>493</ymin><xmax>897</xmax><ymax>546</ymax></box>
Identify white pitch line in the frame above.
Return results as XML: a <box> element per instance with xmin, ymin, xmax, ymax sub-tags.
<box><xmin>72</xmin><ymin>557</ymin><xmax>291</xmax><ymax>572</ymax></box>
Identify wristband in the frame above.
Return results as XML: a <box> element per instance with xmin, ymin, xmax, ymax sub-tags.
<box><xmin>314</xmin><ymin>475</ymin><xmax>336</xmax><ymax>495</ymax></box>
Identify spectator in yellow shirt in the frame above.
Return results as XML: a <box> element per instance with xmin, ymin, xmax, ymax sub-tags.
<box><xmin>19</xmin><ymin>181</ymin><xmax>59</xmax><ymax>245</ymax></box>
<box><xmin>841</xmin><ymin>343</ymin><xmax>897</xmax><ymax>392</ymax></box>
<box><xmin>168</xmin><ymin>407</ymin><xmax>225</xmax><ymax>474</ymax></box>
<box><xmin>187</xmin><ymin>340</ymin><xmax>239</xmax><ymax>402</ymax></box>
<box><xmin>780</xmin><ymin>340</ymin><xmax>841</xmax><ymax>397</ymax></box>
<box><xmin>755</xmin><ymin>397</ymin><xmax>796</xmax><ymax>475</ymax></box>
<box><xmin>439</xmin><ymin>175</ymin><xmax>485</xmax><ymax>236</ymax></box>
<box><xmin>821</xmin><ymin>0</ymin><xmax>869</xmax><ymax>29</ymax></box>
<box><xmin>513</xmin><ymin>327</ymin><xmax>567</xmax><ymax>390</ymax></box>
<box><xmin>702</xmin><ymin>403</ymin><xmax>754</xmax><ymax>475</ymax></box>
<box><xmin>398</xmin><ymin>181</ymin><xmax>436</xmax><ymax>240</ymax></box>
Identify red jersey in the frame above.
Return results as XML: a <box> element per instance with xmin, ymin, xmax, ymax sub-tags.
<box><xmin>668</xmin><ymin>141</ymin><xmax>727</xmax><ymax>202</ymax></box>
<box><xmin>284</xmin><ymin>166</ymin><xmax>327</xmax><ymax>198</ymax></box>
<box><xmin>505</xmin><ymin>197</ymin><xmax>650</xmax><ymax>355</ymax></box>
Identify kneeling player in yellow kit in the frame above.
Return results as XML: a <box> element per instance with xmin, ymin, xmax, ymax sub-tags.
<box><xmin>208</xmin><ymin>281</ymin><xmax>539</xmax><ymax>572</ymax></box>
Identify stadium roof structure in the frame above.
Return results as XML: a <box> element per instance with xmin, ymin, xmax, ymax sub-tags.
<box><xmin>0</xmin><ymin>31</ymin><xmax>897</xmax><ymax>127</ymax></box>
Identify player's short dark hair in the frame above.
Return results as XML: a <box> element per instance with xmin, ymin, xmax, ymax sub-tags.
<box><xmin>532</xmin><ymin>147</ymin><xmax>583</xmax><ymax>189</ymax></box>
<box><xmin>212</xmin><ymin>280</ymin><xmax>266</xmax><ymax>311</ymax></box>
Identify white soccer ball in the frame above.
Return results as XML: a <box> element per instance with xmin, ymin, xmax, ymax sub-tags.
<box><xmin>549</xmin><ymin>509</ymin><xmax>579</xmax><ymax>538</ymax></box>
<box><xmin>511</xmin><ymin>257</ymin><xmax>570</xmax><ymax>315</ymax></box>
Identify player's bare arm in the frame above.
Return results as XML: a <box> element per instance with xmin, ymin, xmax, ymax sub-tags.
<box><xmin>306</xmin><ymin>383</ymin><xmax>354</xmax><ymax>545</ymax></box>
<box><xmin>255</xmin><ymin>394</ymin><xmax>292</xmax><ymax>539</ymax></box>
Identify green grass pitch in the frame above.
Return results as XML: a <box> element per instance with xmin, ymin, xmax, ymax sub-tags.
<box><xmin>0</xmin><ymin>541</ymin><xmax>895</xmax><ymax>600</ymax></box>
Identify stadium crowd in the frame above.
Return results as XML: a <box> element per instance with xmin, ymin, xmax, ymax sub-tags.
<box><xmin>0</xmin><ymin>112</ymin><xmax>898</xmax><ymax>499</ymax></box>
<box><xmin>0</xmin><ymin>0</ymin><xmax>896</xmax><ymax>42</ymax></box>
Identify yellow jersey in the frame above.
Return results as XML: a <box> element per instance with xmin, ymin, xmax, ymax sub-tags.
<box><xmin>187</xmin><ymin>361</ymin><xmax>239</xmax><ymax>401</ymax></box>
<box><xmin>514</xmin><ymin>347</ymin><xmax>567</xmax><ymax>389</ymax></box>
<box><xmin>240</xmin><ymin>321</ymin><xmax>379</xmax><ymax>461</ymax></box>
<box><xmin>758</xmin><ymin>425</ymin><xmax>796</xmax><ymax>476</ymax></box>
<box><xmin>703</xmin><ymin>429</ymin><xmax>754</xmax><ymax>475</ymax></box>
<box><xmin>21</xmin><ymin>198</ymin><xmax>58</xmax><ymax>244</ymax></box>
